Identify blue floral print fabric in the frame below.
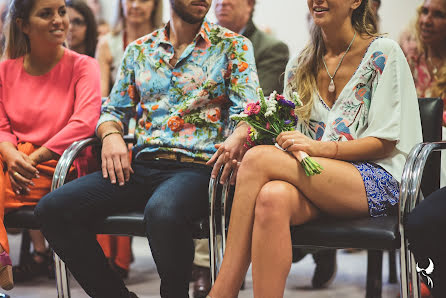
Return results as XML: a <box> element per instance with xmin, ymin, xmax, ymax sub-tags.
<box><xmin>351</xmin><ymin>161</ymin><xmax>399</xmax><ymax>217</ymax></box>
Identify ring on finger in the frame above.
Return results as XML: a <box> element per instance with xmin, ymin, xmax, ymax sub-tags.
<box><xmin>290</xmin><ymin>139</ymin><xmax>295</xmax><ymax>145</ymax></box>
<box><xmin>13</xmin><ymin>171</ymin><xmax>20</xmax><ymax>177</ymax></box>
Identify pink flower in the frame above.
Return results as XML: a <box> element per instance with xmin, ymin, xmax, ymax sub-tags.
<box><xmin>266</xmin><ymin>122</ymin><xmax>271</xmax><ymax>130</ymax></box>
<box><xmin>244</xmin><ymin>103</ymin><xmax>260</xmax><ymax>115</ymax></box>
<box><xmin>276</xmin><ymin>94</ymin><xmax>285</xmax><ymax>101</ymax></box>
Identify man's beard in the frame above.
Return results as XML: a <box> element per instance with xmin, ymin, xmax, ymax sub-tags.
<box><xmin>170</xmin><ymin>0</ymin><xmax>208</xmax><ymax>24</ymax></box>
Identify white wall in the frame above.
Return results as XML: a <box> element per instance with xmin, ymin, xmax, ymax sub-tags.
<box><xmin>100</xmin><ymin>0</ymin><xmax>423</xmax><ymax>55</ymax></box>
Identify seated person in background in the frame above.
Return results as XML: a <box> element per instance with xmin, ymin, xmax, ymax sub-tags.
<box><xmin>67</xmin><ymin>0</ymin><xmax>98</xmax><ymax>58</ymax></box>
<box><xmin>94</xmin><ymin>0</ymin><xmax>164</xmax><ymax>279</ymax></box>
<box><xmin>85</xmin><ymin>0</ymin><xmax>110</xmax><ymax>36</ymax></box>
<box><xmin>190</xmin><ymin>0</ymin><xmax>290</xmax><ymax>296</ymax></box>
<box><xmin>406</xmin><ymin>0</ymin><xmax>446</xmax><ymax>116</ymax></box>
<box><xmin>34</xmin><ymin>0</ymin><xmax>259</xmax><ymax>297</ymax></box>
<box><xmin>406</xmin><ymin>187</ymin><xmax>446</xmax><ymax>298</ymax></box>
<box><xmin>399</xmin><ymin>23</ymin><xmax>418</xmax><ymax>61</ymax></box>
<box><xmin>0</xmin><ymin>0</ymin><xmax>101</xmax><ymax>289</ymax></box>
<box><xmin>207</xmin><ymin>0</ymin><xmax>422</xmax><ymax>297</ymax></box>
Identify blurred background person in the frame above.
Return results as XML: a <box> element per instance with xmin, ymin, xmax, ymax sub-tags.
<box><xmin>96</xmin><ymin>0</ymin><xmax>163</xmax><ymax>97</ymax></box>
<box><xmin>0</xmin><ymin>0</ymin><xmax>101</xmax><ymax>287</ymax></box>
<box><xmin>399</xmin><ymin>22</ymin><xmax>418</xmax><ymax>60</ymax></box>
<box><xmin>67</xmin><ymin>0</ymin><xmax>98</xmax><ymax>57</ymax></box>
<box><xmin>94</xmin><ymin>0</ymin><xmax>164</xmax><ymax>280</ymax></box>
<box><xmin>407</xmin><ymin>0</ymin><xmax>446</xmax><ymax>103</ymax></box>
<box><xmin>84</xmin><ymin>0</ymin><xmax>110</xmax><ymax>37</ymax></box>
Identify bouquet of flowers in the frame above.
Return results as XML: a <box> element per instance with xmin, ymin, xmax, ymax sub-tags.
<box><xmin>231</xmin><ymin>88</ymin><xmax>323</xmax><ymax>176</ymax></box>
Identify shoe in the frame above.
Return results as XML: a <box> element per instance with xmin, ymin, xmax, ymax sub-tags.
<box><xmin>12</xmin><ymin>249</ymin><xmax>54</xmax><ymax>283</ymax></box>
<box><xmin>192</xmin><ymin>265</ymin><xmax>211</xmax><ymax>298</ymax></box>
<box><xmin>311</xmin><ymin>249</ymin><xmax>337</xmax><ymax>289</ymax></box>
<box><xmin>0</xmin><ymin>252</ymin><xmax>13</xmax><ymax>290</ymax></box>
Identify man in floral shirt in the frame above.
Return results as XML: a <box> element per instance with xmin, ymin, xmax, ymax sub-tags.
<box><xmin>36</xmin><ymin>0</ymin><xmax>259</xmax><ymax>297</ymax></box>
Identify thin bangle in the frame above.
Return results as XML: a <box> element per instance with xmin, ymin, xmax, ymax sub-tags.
<box><xmin>332</xmin><ymin>141</ymin><xmax>339</xmax><ymax>159</ymax></box>
<box><xmin>101</xmin><ymin>131</ymin><xmax>122</xmax><ymax>143</ymax></box>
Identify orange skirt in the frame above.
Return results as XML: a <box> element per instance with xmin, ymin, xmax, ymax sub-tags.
<box><xmin>0</xmin><ymin>143</ymin><xmax>74</xmax><ymax>254</ymax></box>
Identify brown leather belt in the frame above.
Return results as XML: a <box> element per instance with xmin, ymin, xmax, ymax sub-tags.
<box><xmin>137</xmin><ymin>151</ymin><xmax>208</xmax><ymax>165</ymax></box>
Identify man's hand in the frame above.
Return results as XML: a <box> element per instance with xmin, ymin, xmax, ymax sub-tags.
<box><xmin>101</xmin><ymin>133</ymin><xmax>133</xmax><ymax>186</ymax></box>
<box><xmin>207</xmin><ymin>124</ymin><xmax>249</xmax><ymax>185</ymax></box>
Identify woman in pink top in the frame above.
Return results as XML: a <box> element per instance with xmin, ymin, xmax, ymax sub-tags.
<box><xmin>0</xmin><ymin>0</ymin><xmax>101</xmax><ymax>290</ymax></box>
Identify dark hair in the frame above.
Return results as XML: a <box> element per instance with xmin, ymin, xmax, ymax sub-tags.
<box><xmin>66</xmin><ymin>0</ymin><xmax>97</xmax><ymax>57</ymax></box>
<box><xmin>2</xmin><ymin>0</ymin><xmax>37</xmax><ymax>59</ymax></box>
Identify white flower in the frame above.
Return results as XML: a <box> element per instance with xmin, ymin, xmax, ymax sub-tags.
<box><xmin>230</xmin><ymin>111</ymin><xmax>248</xmax><ymax>119</ymax></box>
<box><xmin>293</xmin><ymin>92</ymin><xmax>303</xmax><ymax>107</ymax></box>
<box><xmin>265</xmin><ymin>98</ymin><xmax>277</xmax><ymax>117</ymax></box>
<box><xmin>268</xmin><ymin>90</ymin><xmax>277</xmax><ymax>101</ymax></box>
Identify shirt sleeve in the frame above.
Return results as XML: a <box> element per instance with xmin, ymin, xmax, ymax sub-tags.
<box><xmin>43</xmin><ymin>57</ymin><xmax>102</xmax><ymax>155</ymax></box>
<box><xmin>359</xmin><ymin>40</ymin><xmax>422</xmax><ymax>147</ymax></box>
<box><xmin>0</xmin><ymin>74</ymin><xmax>17</xmax><ymax>145</ymax></box>
<box><xmin>227</xmin><ymin>37</ymin><xmax>260</xmax><ymax>116</ymax></box>
<box><xmin>96</xmin><ymin>44</ymin><xmax>137</xmax><ymax>134</ymax></box>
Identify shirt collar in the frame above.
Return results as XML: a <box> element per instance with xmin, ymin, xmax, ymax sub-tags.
<box><xmin>157</xmin><ymin>18</ymin><xmax>212</xmax><ymax>48</ymax></box>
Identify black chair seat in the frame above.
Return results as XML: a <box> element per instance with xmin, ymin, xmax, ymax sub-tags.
<box><xmin>291</xmin><ymin>216</ymin><xmax>399</xmax><ymax>250</ymax></box>
<box><xmin>5</xmin><ymin>208</ymin><xmax>209</xmax><ymax>239</ymax></box>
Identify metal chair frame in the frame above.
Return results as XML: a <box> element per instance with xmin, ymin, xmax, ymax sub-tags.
<box><xmin>208</xmin><ymin>141</ymin><xmax>446</xmax><ymax>298</ymax></box>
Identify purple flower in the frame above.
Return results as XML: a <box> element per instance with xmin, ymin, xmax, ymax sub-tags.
<box><xmin>284</xmin><ymin>120</ymin><xmax>292</xmax><ymax>125</ymax></box>
<box><xmin>278</xmin><ymin>99</ymin><xmax>295</xmax><ymax>109</ymax></box>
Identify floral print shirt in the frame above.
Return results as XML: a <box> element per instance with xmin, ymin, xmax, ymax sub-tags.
<box><xmin>97</xmin><ymin>19</ymin><xmax>259</xmax><ymax>160</ymax></box>
<box><xmin>284</xmin><ymin>38</ymin><xmax>422</xmax><ymax>182</ymax></box>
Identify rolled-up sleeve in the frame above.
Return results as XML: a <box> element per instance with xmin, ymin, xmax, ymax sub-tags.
<box><xmin>96</xmin><ymin>44</ymin><xmax>137</xmax><ymax>134</ymax></box>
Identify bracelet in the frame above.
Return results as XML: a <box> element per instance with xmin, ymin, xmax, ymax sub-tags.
<box><xmin>332</xmin><ymin>141</ymin><xmax>339</xmax><ymax>159</ymax></box>
<box><xmin>101</xmin><ymin>131</ymin><xmax>122</xmax><ymax>143</ymax></box>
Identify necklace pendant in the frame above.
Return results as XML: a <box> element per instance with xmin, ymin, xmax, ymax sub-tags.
<box><xmin>328</xmin><ymin>79</ymin><xmax>336</xmax><ymax>93</ymax></box>
<box><xmin>433</xmin><ymin>67</ymin><xmax>438</xmax><ymax>75</ymax></box>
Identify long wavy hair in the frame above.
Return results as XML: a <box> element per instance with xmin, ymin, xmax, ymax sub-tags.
<box><xmin>112</xmin><ymin>0</ymin><xmax>163</xmax><ymax>36</ymax></box>
<box><xmin>415</xmin><ymin>0</ymin><xmax>446</xmax><ymax>98</ymax></box>
<box><xmin>2</xmin><ymin>0</ymin><xmax>38</xmax><ymax>59</ymax></box>
<box><xmin>287</xmin><ymin>0</ymin><xmax>378</xmax><ymax>122</ymax></box>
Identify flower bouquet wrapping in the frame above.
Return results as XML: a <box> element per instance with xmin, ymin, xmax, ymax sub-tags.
<box><xmin>231</xmin><ymin>89</ymin><xmax>323</xmax><ymax>176</ymax></box>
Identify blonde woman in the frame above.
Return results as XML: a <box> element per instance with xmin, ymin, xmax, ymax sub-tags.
<box><xmin>208</xmin><ymin>0</ymin><xmax>422</xmax><ymax>297</ymax></box>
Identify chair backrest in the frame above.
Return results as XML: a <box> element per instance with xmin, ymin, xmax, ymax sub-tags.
<box><xmin>418</xmin><ymin>97</ymin><xmax>444</xmax><ymax>197</ymax></box>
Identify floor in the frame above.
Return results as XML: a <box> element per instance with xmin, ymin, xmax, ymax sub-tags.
<box><xmin>4</xmin><ymin>234</ymin><xmax>400</xmax><ymax>298</ymax></box>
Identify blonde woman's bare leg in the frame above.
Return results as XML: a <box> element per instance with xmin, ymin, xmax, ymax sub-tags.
<box><xmin>209</xmin><ymin>146</ymin><xmax>369</xmax><ymax>298</ymax></box>
<box><xmin>252</xmin><ymin>181</ymin><xmax>319</xmax><ymax>298</ymax></box>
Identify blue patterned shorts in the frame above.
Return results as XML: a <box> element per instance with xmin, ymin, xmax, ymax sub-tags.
<box><xmin>351</xmin><ymin>162</ymin><xmax>399</xmax><ymax>217</ymax></box>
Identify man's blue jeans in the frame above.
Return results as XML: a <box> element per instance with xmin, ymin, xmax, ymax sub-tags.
<box><xmin>35</xmin><ymin>158</ymin><xmax>212</xmax><ymax>298</ymax></box>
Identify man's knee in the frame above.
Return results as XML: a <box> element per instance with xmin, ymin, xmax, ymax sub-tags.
<box><xmin>35</xmin><ymin>191</ymin><xmax>62</xmax><ymax>224</ymax></box>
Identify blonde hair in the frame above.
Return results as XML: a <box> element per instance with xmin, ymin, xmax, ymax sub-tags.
<box><xmin>289</xmin><ymin>0</ymin><xmax>378</xmax><ymax>122</ymax></box>
<box><xmin>112</xmin><ymin>0</ymin><xmax>163</xmax><ymax>36</ymax></box>
<box><xmin>415</xmin><ymin>0</ymin><xmax>446</xmax><ymax>98</ymax></box>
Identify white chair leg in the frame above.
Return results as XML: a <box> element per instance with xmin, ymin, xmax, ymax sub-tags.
<box><xmin>54</xmin><ymin>253</ymin><xmax>71</xmax><ymax>298</ymax></box>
